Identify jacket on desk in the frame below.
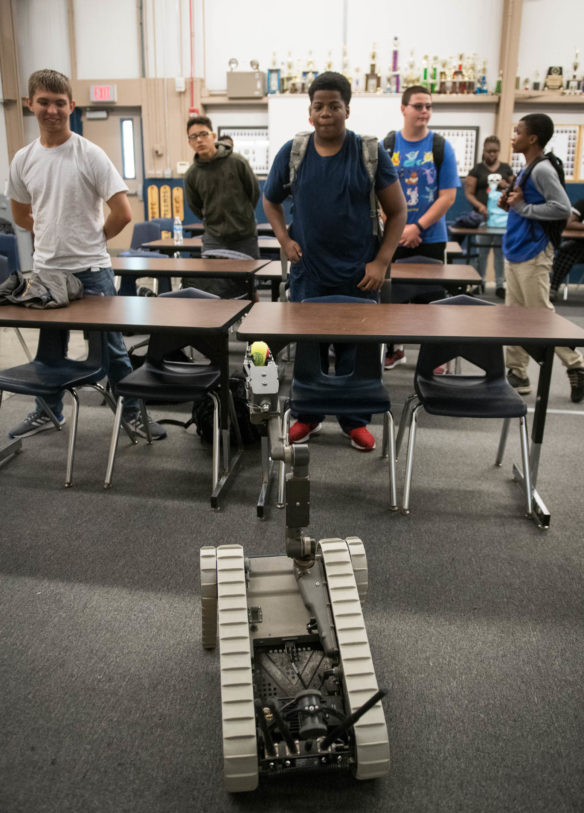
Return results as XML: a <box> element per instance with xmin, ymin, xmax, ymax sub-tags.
<box><xmin>0</xmin><ymin>269</ymin><xmax>84</xmax><ymax>308</ymax></box>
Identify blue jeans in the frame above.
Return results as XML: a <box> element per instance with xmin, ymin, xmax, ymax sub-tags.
<box><xmin>37</xmin><ymin>268</ymin><xmax>138</xmax><ymax>416</ymax></box>
<box><xmin>289</xmin><ymin>266</ymin><xmax>377</xmax><ymax>431</ymax></box>
<box><xmin>475</xmin><ymin>234</ymin><xmax>505</xmax><ymax>288</ymax></box>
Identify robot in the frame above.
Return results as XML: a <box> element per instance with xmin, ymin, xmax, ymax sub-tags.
<box><xmin>200</xmin><ymin>349</ymin><xmax>390</xmax><ymax>792</ymax></box>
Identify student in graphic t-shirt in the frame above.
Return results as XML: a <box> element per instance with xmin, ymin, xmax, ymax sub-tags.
<box><xmin>263</xmin><ymin>71</ymin><xmax>406</xmax><ymax>451</ymax></box>
<box><xmin>383</xmin><ymin>85</ymin><xmax>460</xmax><ymax>370</ymax></box>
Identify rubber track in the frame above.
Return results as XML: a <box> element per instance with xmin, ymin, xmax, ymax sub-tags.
<box><xmin>216</xmin><ymin>544</ymin><xmax>258</xmax><ymax>791</ymax></box>
<box><xmin>346</xmin><ymin>536</ymin><xmax>368</xmax><ymax>604</ymax></box>
<box><xmin>200</xmin><ymin>546</ymin><xmax>218</xmax><ymax>650</ymax></box>
<box><xmin>319</xmin><ymin>538</ymin><xmax>390</xmax><ymax>780</ymax></box>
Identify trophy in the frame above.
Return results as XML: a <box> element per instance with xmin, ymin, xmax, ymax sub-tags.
<box><xmin>267</xmin><ymin>51</ymin><xmax>281</xmax><ymax>94</ymax></box>
<box><xmin>544</xmin><ymin>66</ymin><xmax>563</xmax><ymax>91</ymax></box>
<box><xmin>365</xmin><ymin>44</ymin><xmax>381</xmax><ymax>92</ymax></box>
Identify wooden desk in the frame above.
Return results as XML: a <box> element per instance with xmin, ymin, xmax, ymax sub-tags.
<box><xmin>111</xmin><ymin>256</ymin><xmax>269</xmax><ymax>300</ymax></box>
<box><xmin>183</xmin><ymin>222</ymin><xmax>276</xmax><ymax>236</ymax></box>
<box><xmin>255</xmin><ymin>261</ymin><xmax>480</xmax><ymax>302</ymax></box>
<box><xmin>142</xmin><ymin>236</ymin><xmax>282</xmax><ymax>258</ymax></box>
<box><xmin>449</xmin><ymin>225</ymin><xmax>506</xmax><ymax>263</ymax></box>
<box><xmin>0</xmin><ymin>297</ymin><xmax>250</xmax><ymax>507</ymax></box>
<box><xmin>238</xmin><ymin>301</ymin><xmax>584</xmax><ymax>526</ymax></box>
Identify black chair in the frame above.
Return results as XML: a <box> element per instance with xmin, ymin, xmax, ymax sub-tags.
<box><xmin>0</xmin><ymin>328</ymin><xmax>124</xmax><ymax>486</ymax></box>
<box><xmin>395</xmin><ymin>295</ymin><xmax>532</xmax><ymax>516</ymax></box>
<box><xmin>118</xmin><ymin>222</ymin><xmax>171</xmax><ymax>295</ymax></box>
<box><xmin>279</xmin><ymin>295</ymin><xmax>397</xmax><ymax>510</ymax></box>
<box><xmin>104</xmin><ymin>288</ymin><xmax>239</xmax><ymax>503</ymax></box>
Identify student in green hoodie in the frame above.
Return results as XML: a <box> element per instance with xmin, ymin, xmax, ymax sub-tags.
<box><xmin>184</xmin><ymin>115</ymin><xmax>259</xmax><ymax>297</ymax></box>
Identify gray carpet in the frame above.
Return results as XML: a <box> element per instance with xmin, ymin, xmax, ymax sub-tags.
<box><xmin>1</xmin><ymin>293</ymin><xmax>583</xmax><ymax>813</ymax></box>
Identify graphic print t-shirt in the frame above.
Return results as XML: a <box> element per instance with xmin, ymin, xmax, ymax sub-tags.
<box><xmin>388</xmin><ymin>131</ymin><xmax>460</xmax><ymax>243</ymax></box>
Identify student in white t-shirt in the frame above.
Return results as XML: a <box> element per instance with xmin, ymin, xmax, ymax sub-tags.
<box><xmin>7</xmin><ymin>69</ymin><xmax>166</xmax><ymax>440</ymax></box>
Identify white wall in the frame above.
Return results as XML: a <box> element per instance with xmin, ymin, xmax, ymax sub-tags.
<box><xmin>74</xmin><ymin>0</ymin><xmax>140</xmax><ymax>79</ymax></box>
<box><xmin>518</xmin><ymin>0</ymin><xmax>584</xmax><ymax>85</ymax></box>
<box><xmin>13</xmin><ymin>0</ymin><xmax>71</xmax><ymax>93</ymax></box>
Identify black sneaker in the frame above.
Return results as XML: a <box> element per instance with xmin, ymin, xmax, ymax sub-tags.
<box><xmin>8</xmin><ymin>410</ymin><xmax>65</xmax><ymax>438</ymax></box>
<box><xmin>567</xmin><ymin>368</ymin><xmax>584</xmax><ymax>403</ymax></box>
<box><xmin>549</xmin><ymin>288</ymin><xmax>558</xmax><ymax>303</ymax></box>
<box><xmin>507</xmin><ymin>370</ymin><xmax>531</xmax><ymax>395</ymax></box>
<box><xmin>125</xmin><ymin>410</ymin><xmax>167</xmax><ymax>440</ymax></box>
<box><xmin>495</xmin><ymin>286</ymin><xmax>505</xmax><ymax>299</ymax></box>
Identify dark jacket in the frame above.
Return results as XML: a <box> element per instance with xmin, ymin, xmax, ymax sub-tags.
<box><xmin>184</xmin><ymin>143</ymin><xmax>259</xmax><ymax>242</ymax></box>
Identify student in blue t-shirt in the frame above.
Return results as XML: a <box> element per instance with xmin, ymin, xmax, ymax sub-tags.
<box><xmin>263</xmin><ymin>71</ymin><xmax>407</xmax><ymax>451</ymax></box>
<box><xmin>383</xmin><ymin>84</ymin><xmax>460</xmax><ymax>370</ymax></box>
<box><xmin>500</xmin><ymin>113</ymin><xmax>583</xmax><ymax>402</ymax></box>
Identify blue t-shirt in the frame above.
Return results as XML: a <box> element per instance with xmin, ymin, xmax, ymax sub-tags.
<box><xmin>263</xmin><ymin>130</ymin><xmax>398</xmax><ymax>288</ymax></box>
<box><xmin>502</xmin><ymin>170</ymin><xmax>548</xmax><ymax>263</ymax></box>
<box><xmin>387</xmin><ymin>130</ymin><xmax>460</xmax><ymax>243</ymax></box>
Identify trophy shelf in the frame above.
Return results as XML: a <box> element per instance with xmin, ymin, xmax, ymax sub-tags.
<box><xmin>201</xmin><ymin>93</ymin><xmax>268</xmax><ymax>106</ymax></box>
<box><xmin>514</xmin><ymin>92</ymin><xmax>584</xmax><ymax>105</ymax></box>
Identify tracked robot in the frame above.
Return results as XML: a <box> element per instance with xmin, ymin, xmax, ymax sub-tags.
<box><xmin>200</xmin><ymin>343</ymin><xmax>390</xmax><ymax>791</ymax></box>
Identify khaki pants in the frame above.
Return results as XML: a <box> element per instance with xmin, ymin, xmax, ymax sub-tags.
<box><xmin>505</xmin><ymin>244</ymin><xmax>584</xmax><ymax>377</ymax></box>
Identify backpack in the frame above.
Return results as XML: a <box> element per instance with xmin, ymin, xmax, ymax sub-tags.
<box><xmin>383</xmin><ymin>130</ymin><xmax>445</xmax><ymax>178</ymax></box>
<box><xmin>517</xmin><ymin>153</ymin><xmax>567</xmax><ymax>249</ymax></box>
<box><xmin>286</xmin><ymin>131</ymin><xmax>382</xmax><ymax>238</ymax></box>
<box><xmin>192</xmin><ymin>374</ymin><xmax>261</xmax><ymax>446</ymax></box>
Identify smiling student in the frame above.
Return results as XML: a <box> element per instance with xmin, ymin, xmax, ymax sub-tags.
<box><xmin>263</xmin><ymin>71</ymin><xmax>406</xmax><ymax>451</ymax></box>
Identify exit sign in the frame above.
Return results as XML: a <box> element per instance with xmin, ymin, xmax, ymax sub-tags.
<box><xmin>90</xmin><ymin>84</ymin><xmax>117</xmax><ymax>103</ymax></box>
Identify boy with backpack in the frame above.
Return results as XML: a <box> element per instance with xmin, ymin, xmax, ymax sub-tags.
<box><xmin>382</xmin><ymin>84</ymin><xmax>460</xmax><ymax>369</ymax></box>
<box><xmin>501</xmin><ymin>113</ymin><xmax>584</xmax><ymax>403</ymax></box>
<box><xmin>263</xmin><ymin>71</ymin><xmax>406</xmax><ymax>451</ymax></box>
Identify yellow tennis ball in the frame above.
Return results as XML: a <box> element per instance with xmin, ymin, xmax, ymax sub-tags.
<box><xmin>250</xmin><ymin>341</ymin><xmax>270</xmax><ymax>366</ymax></box>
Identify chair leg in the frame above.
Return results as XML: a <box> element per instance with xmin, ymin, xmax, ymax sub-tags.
<box><xmin>37</xmin><ymin>396</ymin><xmax>65</xmax><ymax>430</ymax></box>
<box><xmin>384</xmin><ymin>411</ymin><xmax>398</xmax><ymax>511</ymax></box>
<box><xmin>495</xmin><ymin>418</ymin><xmax>511</xmax><ymax>467</ymax></box>
<box><xmin>396</xmin><ymin>394</ymin><xmax>418</xmax><ymax>460</ymax></box>
<box><xmin>64</xmin><ymin>389</ymin><xmax>80</xmax><ymax>488</ymax></box>
<box><xmin>104</xmin><ymin>396</ymin><xmax>125</xmax><ymax>488</ymax></box>
<box><xmin>92</xmin><ymin>382</ymin><xmax>135</xmax><ymax>441</ymax></box>
<box><xmin>518</xmin><ymin>416</ymin><xmax>533</xmax><ymax>517</ymax></box>
<box><xmin>402</xmin><ymin>404</ymin><xmax>423</xmax><ymax>514</ymax></box>
<box><xmin>277</xmin><ymin>409</ymin><xmax>291</xmax><ymax>508</ymax></box>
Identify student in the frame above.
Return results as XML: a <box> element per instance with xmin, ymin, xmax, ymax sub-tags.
<box><xmin>184</xmin><ymin>116</ymin><xmax>259</xmax><ymax>297</ymax></box>
<box><xmin>549</xmin><ymin>198</ymin><xmax>584</xmax><ymax>302</ymax></box>
<box><xmin>501</xmin><ymin>114</ymin><xmax>584</xmax><ymax>403</ymax></box>
<box><xmin>7</xmin><ymin>69</ymin><xmax>166</xmax><ymax>440</ymax></box>
<box><xmin>263</xmin><ymin>71</ymin><xmax>407</xmax><ymax>451</ymax></box>
<box><xmin>383</xmin><ymin>84</ymin><xmax>460</xmax><ymax>370</ymax></box>
<box><xmin>465</xmin><ymin>135</ymin><xmax>513</xmax><ymax>298</ymax></box>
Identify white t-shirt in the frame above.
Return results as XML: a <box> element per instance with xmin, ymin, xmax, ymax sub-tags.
<box><xmin>8</xmin><ymin>132</ymin><xmax>128</xmax><ymax>272</ymax></box>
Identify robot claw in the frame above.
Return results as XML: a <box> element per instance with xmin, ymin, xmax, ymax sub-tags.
<box><xmin>199</xmin><ymin>348</ymin><xmax>390</xmax><ymax>792</ymax></box>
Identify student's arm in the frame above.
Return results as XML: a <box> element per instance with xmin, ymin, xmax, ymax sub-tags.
<box><xmin>11</xmin><ymin>200</ymin><xmax>34</xmax><ymax>232</ymax></box>
<box><xmin>103</xmin><ymin>191</ymin><xmax>132</xmax><ymax>240</ymax></box>
<box><xmin>464</xmin><ymin>175</ymin><xmax>487</xmax><ymax>215</ymax></box>
<box><xmin>509</xmin><ymin>162</ymin><xmax>572</xmax><ymax>221</ymax></box>
<box><xmin>263</xmin><ymin>196</ymin><xmax>302</xmax><ymax>262</ymax></box>
<box><xmin>238</xmin><ymin>157</ymin><xmax>260</xmax><ymax>207</ymax></box>
<box><xmin>358</xmin><ymin>181</ymin><xmax>407</xmax><ymax>291</ymax></box>
<box><xmin>185</xmin><ymin>170</ymin><xmax>203</xmax><ymax>220</ymax></box>
<box><xmin>567</xmin><ymin>201</ymin><xmax>584</xmax><ymax>231</ymax></box>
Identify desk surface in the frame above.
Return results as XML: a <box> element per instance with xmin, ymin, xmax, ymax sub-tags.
<box><xmin>111</xmin><ymin>256</ymin><xmax>268</xmax><ymax>276</ymax></box>
<box><xmin>143</xmin><ymin>236</ymin><xmax>281</xmax><ymax>252</ymax></box>
<box><xmin>254</xmin><ymin>261</ymin><xmax>480</xmax><ymax>284</ymax></box>
<box><xmin>449</xmin><ymin>225</ymin><xmax>506</xmax><ymax>236</ymax></box>
<box><xmin>183</xmin><ymin>221</ymin><xmax>275</xmax><ymax>235</ymax></box>
<box><xmin>238</xmin><ymin>301</ymin><xmax>584</xmax><ymax>346</ymax></box>
<box><xmin>0</xmin><ymin>296</ymin><xmax>249</xmax><ymax>333</ymax></box>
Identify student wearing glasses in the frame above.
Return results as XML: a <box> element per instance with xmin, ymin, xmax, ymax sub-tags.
<box><xmin>383</xmin><ymin>85</ymin><xmax>460</xmax><ymax>370</ymax></box>
<box><xmin>184</xmin><ymin>116</ymin><xmax>259</xmax><ymax>297</ymax></box>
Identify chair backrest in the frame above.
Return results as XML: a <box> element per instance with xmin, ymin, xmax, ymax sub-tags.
<box><xmin>201</xmin><ymin>249</ymin><xmax>253</xmax><ymax>260</ymax></box>
<box><xmin>145</xmin><ymin>288</ymin><xmax>220</xmax><ymax>363</ymax></box>
<box><xmin>417</xmin><ymin>294</ymin><xmax>502</xmax><ymax>377</ymax></box>
<box><xmin>118</xmin><ymin>249</ymin><xmax>168</xmax><ymax>259</ymax></box>
<box><xmin>296</xmin><ymin>295</ymin><xmax>381</xmax><ymax>381</ymax></box>
<box><xmin>130</xmin><ymin>221</ymin><xmax>162</xmax><ymax>250</ymax></box>
<box><xmin>0</xmin><ymin>254</ymin><xmax>10</xmax><ymax>283</ymax></box>
<box><xmin>0</xmin><ymin>234</ymin><xmax>20</xmax><ymax>272</ymax></box>
<box><xmin>35</xmin><ymin>328</ymin><xmax>107</xmax><ymax>373</ymax></box>
<box><xmin>149</xmin><ymin>217</ymin><xmax>174</xmax><ymax>233</ymax></box>
<box><xmin>395</xmin><ymin>254</ymin><xmax>443</xmax><ymax>265</ymax></box>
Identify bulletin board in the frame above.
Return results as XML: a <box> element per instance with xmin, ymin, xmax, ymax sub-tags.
<box><xmin>432</xmin><ymin>126</ymin><xmax>479</xmax><ymax>177</ymax></box>
<box><xmin>218</xmin><ymin>126</ymin><xmax>270</xmax><ymax>175</ymax></box>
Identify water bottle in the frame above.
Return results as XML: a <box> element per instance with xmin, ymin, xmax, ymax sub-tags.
<box><xmin>173</xmin><ymin>216</ymin><xmax>183</xmax><ymax>245</ymax></box>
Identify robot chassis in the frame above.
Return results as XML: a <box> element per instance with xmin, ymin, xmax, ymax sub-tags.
<box><xmin>200</xmin><ymin>352</ymin><xmax>390</xmax><ymax>792</ymax></box>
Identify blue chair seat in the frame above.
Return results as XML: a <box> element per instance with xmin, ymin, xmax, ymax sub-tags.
<box><xmin>415</xmin><ymin>374</ymin><xmax>527</xmax><ymax>419</ymax></box>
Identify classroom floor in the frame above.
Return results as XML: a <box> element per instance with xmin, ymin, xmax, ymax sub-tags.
<box><xmin>1</xmin><ymin>282</ymin><xmax>583</xmax><ymax>813</ymax></box>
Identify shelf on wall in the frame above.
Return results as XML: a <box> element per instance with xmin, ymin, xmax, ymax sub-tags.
<box><xmin>201</xmin><ymin>94</ymin><xmax>268</xmax><ymax>106</ymax></box>
<box><xmin>514</xmin><ymin>92</ymin><xmax>584</xmax><ymax>105</ymax></box>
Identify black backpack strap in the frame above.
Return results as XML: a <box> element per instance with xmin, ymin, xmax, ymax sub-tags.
<box><xmin>431</xmin><ymin>132</ymin><xmax>445</xmax><ymax>178</ymax></box>
<box><xmin>383</xmin><ymin>130</ymin><xmax>396</xmax><ymax>153</ymax></box>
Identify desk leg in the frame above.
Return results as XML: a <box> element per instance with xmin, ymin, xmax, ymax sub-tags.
<box><xmin>0</xmin><ymin>438</ymin><xmax>22</xmax><ymax>468</ymax></box>
<box><xmin>512</xmin><ymin>345</ymin><xmax>553</xmax><ymax>528</ymax></box>
<box><xmin>210</xmin><ymin>334</ymin><xmax>242</xmax><ymax>509</ymax></box>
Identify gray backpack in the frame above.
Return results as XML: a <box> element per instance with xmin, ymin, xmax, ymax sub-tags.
<box><xmin>286</xmin><ymin>131</ymin><xmax>382</xmax><ymax>238</ymax></box>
